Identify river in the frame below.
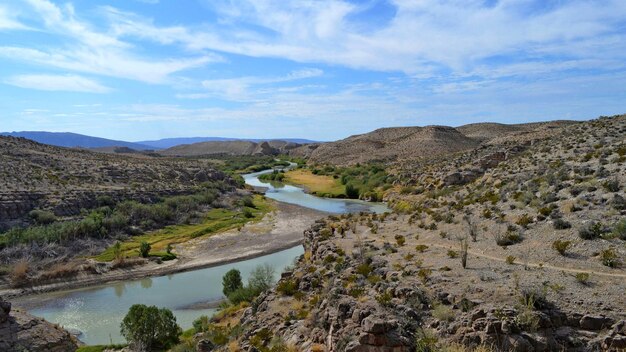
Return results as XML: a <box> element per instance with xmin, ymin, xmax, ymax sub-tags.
<box><xmin>14</xmin><ymin>166</ymin><xmax>389</xmax><ymax>345</ymax></box>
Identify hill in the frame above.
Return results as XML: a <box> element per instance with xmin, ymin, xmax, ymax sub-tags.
<box><xmin>301</xmin><ymin>121</ymin><xmax>579</xmax><ymax>165</ymax></box>
<box><xmin>138</xmin><ymin>137</ymin><xmax>317</xmax><ymax>149</ymax></box>
<box><xmin>0</xmin><ymin>131</ymin><xmax>155</xmax><ymax>150</ymax></box>
<box><xmin>159</xmin><ymin>140</ymin><xmax>300</xmax><ymax>157</ymax></box>
<box><xmin>0</xmin><ymin>136</ymin><xmax>233</xmax><ymax>229</ymax></box>
<box><xmin>305</xmin><ymin>125</ymin><xmax>480</xmax><ymax>165</ymax></box>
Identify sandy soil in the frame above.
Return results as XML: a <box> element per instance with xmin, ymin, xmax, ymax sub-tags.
<box><xmin>0</xmin><ymin>201</ymin><xmax>327</xmax><ymax>298</ymax></box>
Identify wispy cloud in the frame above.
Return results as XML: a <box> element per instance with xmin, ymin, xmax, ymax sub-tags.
<box><xmin>5</xmin><ymin>74</ymin><xmax>111</xmax><ymax>93</ymax></box>
<box><xmin>1</xmin><ymin>0</ymin><xmax>219</xmax><ymax>84</ymax></box>
<box><xmin>0</xmin><ymin>5</ymin><xmax>29</xmax><ymax>30</ymax></box>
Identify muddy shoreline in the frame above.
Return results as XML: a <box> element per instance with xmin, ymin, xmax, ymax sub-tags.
<box><xmin>2</xmin><ymin>201</ymin><xmax>327</xmax><ymax>299</ymax></box>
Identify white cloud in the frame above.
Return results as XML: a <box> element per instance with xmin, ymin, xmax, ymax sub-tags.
<box><xmin>105</xmin><ymin>0</ymin><xmax>626</xmax><ymax>77</ymax></box>
<box><xmin>0</xmin><ymin>6</ymin><xmax>28</xmax><ymax>30</ymax></box>
<box><xmin>2</xmin><ymin>0</ymin><xmax>219</xmax><ymax>84</ymax></box>
<box><xmin>6</xmin><ymin>74</ymin><xmax>111</xmax><ymax>93</ymax></box>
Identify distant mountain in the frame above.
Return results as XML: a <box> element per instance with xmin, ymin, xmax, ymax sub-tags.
<box><xmin>0</xmin><ymin>131</ymin><xmax>155</xmax><ymax>150</ymax></box>
<box><xmin>160</xmin><ymin>140</ymin><xmax>301</xmax><ymax>157</ymax></box>
<box><xmin>138</xmin><ymin>137</ymin><xmax>318</xmax><ymax>149</ymax></box>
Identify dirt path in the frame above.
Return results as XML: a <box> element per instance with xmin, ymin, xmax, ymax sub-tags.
<box><xmin>0</xmin><ymin>201</ymin><xmax>327</xmax><ymax>298</ymax></box>
<box><xmin>426</xmin><ymin>243</ymin><xmax>626</xmax><ymax>278</ymax></box>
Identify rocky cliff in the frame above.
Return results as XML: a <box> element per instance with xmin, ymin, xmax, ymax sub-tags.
<box><xmin>0</xmin><ymin>296</ymin><xmax>79</xmax><ymax>352</ymax></box>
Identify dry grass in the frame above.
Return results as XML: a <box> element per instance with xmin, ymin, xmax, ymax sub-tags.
<box><xmin>283</xmin><ymin>169</ymin><xmax>345</xmax><ymax>197</ymax></box>
<box><xmin>10</xmin><ymin>259</ymin><xmax>30</xmax><ymax>287</ymax></box>
<box><xmin>39</xmin><ymin>262</ymin><xmax>80</xmax><ymax>281</ymax></box>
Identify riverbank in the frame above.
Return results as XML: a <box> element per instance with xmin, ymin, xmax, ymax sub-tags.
<box><xmin>0</xmin><ymin>201</ymin><xmax>327</xmax><ymax>299</ymax></box>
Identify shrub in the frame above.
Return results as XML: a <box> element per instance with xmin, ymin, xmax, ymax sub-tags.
<box><xmin>553</xmin><ymin>218</ymin><xmax>571</xmax><ymax>230</ymax></box>
<box><xmin>222</xmin><ymin>269</ymin><xmax>243</xmax><ymax>297</ymax></box>
<box><xmin>120</xmin><ymin>304</ymin><xmax>181</xmax><ymax>351</ymax></box>
<box><xmin>613</xmin><ymin>219</ymin><xmax>626</xmax><ymax>240</ymax></box>
<box><xmin>495</xmin><ymin>231</ymin><xmax>522</xmax><ymax>246</ymax></box>
<box><xmin>516</xmin><ymin>214</ymin><xmax>533</xmax><ymax>228</ymax></box>
<box><xmin>575</xmin><ymin>272</ymin><xmax>590</xmax><ymax>285</ymax></box>
<box><xmin>227</xmin><ymin>286</ymin><xmax>257</xmax><ymax>305</ymax></box>
<box><xmin>432</xmin><ymin>304</ymin><xmax>454</xmax><ymax>322</ymax></box>
<box><xmin>600</xmin><ymin>248</ymin><xmax>620</xmax><ymax>268</ymax></box>
<box><xmin>29</xmin><ymin>209</ymin><xmax>57</xmax><ymax>225</ymax></box>
<box><xmin>552</xmin><ymin>240</ymin><xmax>571</xmax><ymax>256</ymax></box>
<box><xmin>447</xmin><ymin>250</ymin><xmax>458</xmax><ymax>259</ymax></box>
<box><xmin>139</xmin><ymin>241</ymin><xmax>151</xmax><ymax>258</ymax></box>
<box><xmin>394</xmin><ymin>235</ymin><xmax>406</xmax><ymax>246</ymax></box>
<box><xmin>356</xmin><ymin>263</ymin><xmax>373</xmax><ymax>276</ymax></box>
<box><xmin>248</xmin><ymin>264</ymin><xmax>276</xmax><ymax>293</ymax></box>
<box><xmin>345</xmin><ymin>184</ymin><xmax>360</xmax><ymax>199</ymax></box>
<box><xmin>506</xmin><ymin>255</ymin><xmax>516</xmax><ymax>265</ymax></box>
<box><xmin>276</xmin><ymin>278</ymin><xmax>298</xmax><ymax>296</ymax></box>
<box><xmin>578</xmin><ymin>222</ymin><xmax>605</xmax><ymax>240</ymax></box>
<box><xmin>603</xmin><ymin>179</ymin><xmax>620</xmax><ymax>192</ymax></box>
<box><xmin>113</xmin><ymin>241</ymin><xmax>123</xmax><ymax>261</ymax></box>
<box><xmin>415</xmin><ymin>244</ymin><xmax>429</xmax><ymax>252</ymax></box>
<box><xmin>10</xmin><ymin>259</ymin><xmax>29</xmax><ymax>287</ymax></box>
<box><xmin>375</xmin><ymin>291</ymin><xmax>393</xmax><ymax>307</ymax></box>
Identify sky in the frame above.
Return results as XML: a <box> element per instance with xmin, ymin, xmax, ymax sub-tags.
<box><xmin>1</xmin><ymin>0</ymin><xmax>626</xmax><ymax>142</ymax></box>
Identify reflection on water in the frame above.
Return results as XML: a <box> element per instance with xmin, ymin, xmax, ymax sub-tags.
<box><xmin>15</xmin><ymin>246</ymin><xmax>304</xmax><ymax>346</ymax></box>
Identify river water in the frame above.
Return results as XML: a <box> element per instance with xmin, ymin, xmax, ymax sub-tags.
<box><xmin>14</xmin><ymin>166</ymin><xmax>389</xmax><ymax>345</ymax></box>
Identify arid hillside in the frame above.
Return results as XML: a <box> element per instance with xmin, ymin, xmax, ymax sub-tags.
<box><xmin>202</xmin><ymin>115</ymin><xmax>625</xmax><ymax>352</ymax></box>
<box><xmin>299</xmin><ymin>121</ymin><xmax>579</xmax><ymax>166</ymax></box>
<box><xmin>160</xmin><ymin>140</ymin><xmax>301</xmax><ymax>157</ymax></box>
<box><xmin>0</xmin><ymin>136</ymin><xmax>233</xmax><ymax>228</ymax></box>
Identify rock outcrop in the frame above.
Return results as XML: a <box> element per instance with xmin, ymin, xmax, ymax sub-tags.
<box><xmin>0</xmin><ymin>297</ymin><xmax>79</xmax><ymax>352</ymax></box>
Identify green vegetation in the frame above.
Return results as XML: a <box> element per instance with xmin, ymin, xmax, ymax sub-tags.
<box><xmin>551</xmin><ymin>240</ymin><xmax>571</xmax><ymax>256</ymax></box>
<box><xmin>121</xmin><ymin>304</ymin><xmax>181</xmax><ymax>351</ymax></box>
<box><xmin>282</xmin><ymin>163</ymin><xmax>393</xmax><ymax>201</ymax></box>
<box><xmin>94</xmin><ymin>195</ymin><xmax>272</xmax><ymax>261</ymax></box>
<box><xmin>222</xmin><ymin>269</ymin><xmax>243</xmax><ymax>297</ymax></box>
<box><xmin>0</xmin><ymin>183</ymin><xmax>227</xmax><ymax>250</ymax></box>
<box><xmin>258</xmin><ymin>170</ymin><xmax>286</xmax><ymax>182</ymax></box>
<box><xmin>76</xmin><ymin>345</ymin><xmax>126</xmax><ymax>352</ymax></box>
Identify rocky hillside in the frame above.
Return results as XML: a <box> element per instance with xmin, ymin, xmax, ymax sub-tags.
<box><xmin>160</xmin><ymin>140</ymin><xmax>301</xmax><ymax>157</ymax></box>
<box><xmin>202</xmin><ymin>115</ymin><xmax>625</xmax><ymax>352</ymax></box>
<box><xmin>0</xmin><ymin>136</ymin><xmax>232</xmax><ymax>229</ymax></box>
<box><xmin>301</xmin><ymin>121</ymin><xmax>578</xmax><ymax>166</ymax></box>
<box><xmin>0</xmin><ymin>296</ymin><xmax>78</xmax><ymax>351</ymax></box>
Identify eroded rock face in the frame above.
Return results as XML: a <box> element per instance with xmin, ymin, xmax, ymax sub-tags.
<box><xmin>0</xmin><ymin>296</ymin><xmax>78</xmax><ymax>352</ymax></box>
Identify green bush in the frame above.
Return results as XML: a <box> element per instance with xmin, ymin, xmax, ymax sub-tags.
<box><xmin>276</xmin><ymin>278</ymin><xmax>298</xmax><ymax>296</ymax></box>
<box><xmin>139</xmin><ymin>241</ymin><xmax>151</xmax><ymax>258</ymax></box>
<box><xmin>600</xmin><ymin>248</ymin><xmax>620</xmax><ymax>268</ymax></box>
<box><xmin>552</xmin><ymin>240</ymin><xmax>571</xmax><ymax>256</ymax></box>
<box><xmin>553</xmin><ymin>218</ymin><xmax>571</xmax><ymax>230</ymax></box>
<box><xmin>603</xmin><ymin>179</ymin><xmax>620</xmax><ymax>192</ymax></box>
<box><xmin>578</xmin><ymin>221</ymin><xmax>605</xmax><ymax>240</ymax></box>
<box><xmin>120</xmin><ymin>304</ymin><xmax>181</xmax><ymax>351</ymax></box>
<box><xmin>613</xmin><ymin>219</ymin><xmax>626</xmax><ymax>240</ymax></box>
<box><xmin>29</xmin><ymin>210</ymin><xmax>57</xmax><ymax>225</ymax></box>
<box><xmin>222</xmin><ymin>269</ymin><xmax>243</xmax><ymax>297</ymax></box>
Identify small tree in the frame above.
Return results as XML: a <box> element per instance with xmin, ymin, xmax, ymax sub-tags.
<box><xmin>248</xmin><ymin>264</ymin><xmax>275</xmax><ymax>293</ymax></box>
<box><xmin>139</xmin><ymin>241</ymin><xmax>151</xmax><ymax>258</ymax></box>
<box><xmin>120</xmin><ymin>304</ymin><xmax>181</xmax><ymax>351</ymax></box>
<box><xmin>345</xmin><ymin>184</ymin><xmax>360</xmax><ymax>199</ymax></box>
<box><xmin>222</xmin><ymin>269</ymin><xmax>243</xmax><ymax>297</ymax></box>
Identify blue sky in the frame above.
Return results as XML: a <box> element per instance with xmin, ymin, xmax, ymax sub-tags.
<box><xmin>1</xmin><ymin>0</ymin><xmax>626</xmax><ymax>141</ymax></box>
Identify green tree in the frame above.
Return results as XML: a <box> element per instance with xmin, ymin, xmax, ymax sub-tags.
<box><xmin>139</xmin><ymin>241</ymin><xmax>151</xmax><ymax>258</ymax></box>
<box><xmin>248</xmin><ymin>264</ymin><xmax>275</xmax><ymax>293</ymax></box>
<box><xmin>345</xmin><ymin>184</ymin><xmax>360</xmax><ymax>199</ymax></box>
<box><xmin>222</xmin><ymin>269</ymin><xmax>243</xmax><ymax>297</ymax></box>
<box><xmin>120</xmin><ymin>304</ymin><xmax>181</xmax><ymax>351</ymax></box>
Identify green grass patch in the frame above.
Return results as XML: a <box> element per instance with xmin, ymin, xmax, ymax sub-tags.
<box><xmin>95</xmin><ymin>195</ymin><xmax>273</xmax><ymax>262</ymax></box>
<box><xmin>283</xmin><ymin>169</ymin><xmax>346</xmax><ymax>197</ymax></box>
<box><xmin>77</xmin><ymin>345</ymin><xmax>126</xmax><ymax>352</ymax></box>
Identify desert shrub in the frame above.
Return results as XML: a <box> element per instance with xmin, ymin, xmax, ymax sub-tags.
<box><xmin>578</xmin><ymin>221</ymin><xmax>605</xmax><ymax>240</ymax></box>
<box><xmin>121</xmin><ymin>304</ymin><xmax>181</xmax><ymax>351</ymax></box>
<box><xmin>612</xmin><ymin>195</ymin><xmax>626</xmax><ymax>211</ymax></box>
<box><xmin>241</xmin><ymin>196</ymin><xmax>255</xmax><ymax>208</ymax></box>
<box><xmin>613</xmin><ymin>219</ymin><xmax>626</xmax><ymax>240</ymax></box>
<box><xmin>375</xmin><ymin>291</ymin><xmax>393</xmax><ymax>307</ymax></box>
<box><xmin>603</xmin><ymin>179</ymin><xmax>620</xmax><ymax>192</ymax></box>
<box><xmin>495</xmin><ymin>231</ymin><xmax>522</xmax><ymax>246</ymax></box>
<box><xmin>600</xmin><ymin>248</ymin><xmax>620</xmax><ymax>268</ymax></box>
<box><xmin>432</xmin><ymin>304</ymin><xmax>455</xmax><ymax>322</ymax></box>
<box><xmin>28</xmin><ymin>209</ymin><xmax>57</xmax><ymax>225</ymax></box>
<box><xmin>552</xmin><ymin>240</ymin><xmax>571</xmax><ymax>256</ymax></box>
<box><xmin>139</xmin><ymin>241</ymin><xmax>151</xmax><ymax>258</ymax></box>
<box><xmin>553</xmin><ymin>218</ymin><xmax>571</xmax><ymax>230</ymax></box>
<box><xmin>222</xmin><ymin>269</ymin><xmax>243</xmax><ymax>297</ymax></box>
<box><xmin>243</xmin><ymin>209</ymin><xmax>254</xmax><ymax>218</ymax></box>
<box><xmin>516</xmin><ymin>214</ymin><xmax>533</xmax><ymax>228</ymax></box>
<box><xmin>394</xmin><ymin>235</ymin><xmax>406</xmax><ymax>246</ymax></box>
<box><xmin>10</xmin><ymin>259</ymin><xmax>29</xmax><ymax>287</ymax></box>
<box><xmin>415</xmin><ymin>244</ymin><xmax>429</xmax><ymax>252</ymax></box>
<box><xmin>505</xmin><ymin>255</ymin><xmax>516</xmax><ymax>265</ymax></box>
<box><xmin>575</xmin><ymin>272</ymin><xmax>590</xmax><ymax>285</ymax></box>
<box><xmin>356</xmin><ymin>263</ymin><xmax>373</xmax><ymax>276</ymax></box>
<box><xmin>415</xmin><ymin>328</ymin><xmax>438</xmax><ymax>352</ymax></box>
<box><xmin>276</xmin><ymin>278</ymin><xmax>298</xmax><ymax>296</ymax></box>
<box><xmin>447</xmin><ymin>250</ymin><xmax>458</xmax><ymax>258</ymax></box>
<box><xmin>518</xmin><ymin>287</ymin><xmax>550</xmax><ymax>310</ymax></box>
